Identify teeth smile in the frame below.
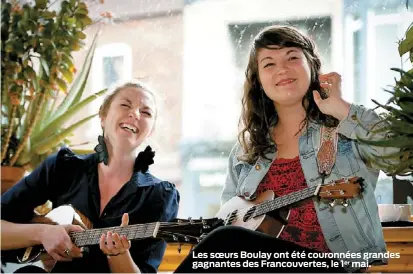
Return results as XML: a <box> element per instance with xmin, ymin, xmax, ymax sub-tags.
<box><xmin>120</xmin><ymin>123</ymin><xmax>137</xmax><ymax>133</ymax></box>
<box><xmin>278</xmin><ymin>79</ymin><xmax>295</xmax><ymax>85</ymax></box>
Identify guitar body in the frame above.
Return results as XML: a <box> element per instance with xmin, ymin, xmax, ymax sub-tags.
<box><xmin>215</xmin><ymin>177</ymin><xmax>364</xmax><ymax>239</ymax></box>
<box><xmin>215</xmin><ymin>190</ymin><xmax>290</xmax><ymax>238</ymax></box>
<box><xmin>2</xmin><ymin>205</ymin><xmax>92</xmax><ymax>272</ymax></box>
<box><xmin>2</xmin><ymin>204</ymin><xmax>220</xmax><ymax>273</ymax></box>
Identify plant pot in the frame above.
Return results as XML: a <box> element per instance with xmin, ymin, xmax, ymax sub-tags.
<box><xmin>1</xmin><ymin>166</ymin><xmax>25</xmax><ymax>194</ymax></box>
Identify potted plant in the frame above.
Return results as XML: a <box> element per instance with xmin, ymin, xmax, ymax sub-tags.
<box><xmin>1</xmin><ymin>0</ymin><xmax>105</xmax><ymax>193</ymax></box>
<box><xmin>358</xmin><ymin>22</ymin><xmax>413</xmax><ymax>177</ymax></box>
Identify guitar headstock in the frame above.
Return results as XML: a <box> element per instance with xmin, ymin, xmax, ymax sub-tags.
<box><xmin>317</xmin><ymin>176</ymin><xmax>364</xmax><ymax>207</ymax></box>
<box><xmin>157</xmin><ymin>217</ymin><xmax>223</xmax><ymax>245</ymax></box>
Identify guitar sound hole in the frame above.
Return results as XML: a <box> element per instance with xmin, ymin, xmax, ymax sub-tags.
<box><xmin>243</xmin><ymin>206</ymin><xmax>256</xmax><ymax>222</ymax></box>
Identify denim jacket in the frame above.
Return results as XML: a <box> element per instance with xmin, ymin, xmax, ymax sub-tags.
<box><xmin>221</xmin><ymin>104</ymin><xmax>398</xmax><ymax>272</ymax></box>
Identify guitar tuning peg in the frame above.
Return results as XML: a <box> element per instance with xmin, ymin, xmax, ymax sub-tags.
<box><xmin>173</xmin><ymin>235</ymin><xmax>178</xmax><ymax>241</ymax></box>
<box><xmin>329</xmin><ymin>199</ymin><xmax>336</xmax><ymax>208</ymax></box>
<box><xmin>342</xmin><ymin>199</ymin><xmax>349</xmax><ymax>207</ymax></box>
<box><xmin>184</xmin><ymin>236</ymin><xmax>189</xmax><ymax>242</ymax></box>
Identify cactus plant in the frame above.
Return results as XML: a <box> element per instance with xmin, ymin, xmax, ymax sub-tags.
<box><xmin>1</xmin><ymin>0</ymin><xmax>105</xmax><ymax>170</ymax></box>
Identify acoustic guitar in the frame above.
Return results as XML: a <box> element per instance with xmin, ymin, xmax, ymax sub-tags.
<box><xmin>1</xmin><ymin>205</ymin><xmax>222</xmax><ymax>272</ymax></box>
<box><xmin>215</xmin><ymin>176</ymin><xmax>364</xmax><ymax>237</ymax></box>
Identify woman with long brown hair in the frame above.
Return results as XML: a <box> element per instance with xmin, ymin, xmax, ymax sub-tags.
<box><xmin>175</xmin><ymin>25</ymin><xmax>397</xmax><ymax>273</ymax></box>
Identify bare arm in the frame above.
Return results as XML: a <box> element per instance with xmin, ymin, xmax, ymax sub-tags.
<box><xmin>107</xmin><ymin>251</ymin><xmax>141</xmax><ymax>273</ymax></box>
<box><xmin>1</xmin><ymin>220</ymin><xmax>45</xmax><ymax>250</ymax></box>
<box><xmin>1</xmin><ymin>219</ymin><xmax>83</xmax><ymax>261</ymax></box>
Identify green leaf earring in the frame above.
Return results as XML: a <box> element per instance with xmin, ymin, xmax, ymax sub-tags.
<box><xmin>94</xmin><ymin>133</ymin><xmax>109</xmax><ymax>165</ymax></box>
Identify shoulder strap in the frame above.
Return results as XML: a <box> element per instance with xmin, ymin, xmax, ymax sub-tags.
<box><xmin>316</xmin><ymin>125</ymin><xmax>338</xmax><ymax>177</ymax></box>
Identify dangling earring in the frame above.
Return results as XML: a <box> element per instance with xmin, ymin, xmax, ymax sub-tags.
<box><xmin>134</xmin><ymin>146</ymin><xmax>155</xmax><ymax>173</ymax></box>
<box><xmin>94</xmin><ymin>132</ymin><xmax>109</xmax><ymax>165</ymax></box>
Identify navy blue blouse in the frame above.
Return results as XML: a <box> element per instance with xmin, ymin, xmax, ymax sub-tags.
<box><xmin>1</xmin><ymin>147</ymin><xmax>180</xmax><ymax>273</ymax></box>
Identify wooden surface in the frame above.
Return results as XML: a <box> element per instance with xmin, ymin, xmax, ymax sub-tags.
<box><xmin>159</xmin><ymin>226</ymin><xmax>413</xmax><ymax>273</ymax></box>
<box><xmin>367</xmin><ymin>226</ymin><xmax>413</xmax><ymax>272</ymax></box>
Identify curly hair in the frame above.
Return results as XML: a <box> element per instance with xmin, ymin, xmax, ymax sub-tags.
<box><xmin>239</xmin><ymin>25</ymin><xmax>338</xmax><ymax>164</ymax></box>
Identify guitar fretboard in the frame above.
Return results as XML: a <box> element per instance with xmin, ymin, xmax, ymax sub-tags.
<box><xmin>69</xmin><ymin>222</ymin><xmax>159</xmax><ymax>247</ymax></box>
<box><xmin>252</xmin><ymin>185</ymin><xmax>319</xmax><ymax>218</ymax></box>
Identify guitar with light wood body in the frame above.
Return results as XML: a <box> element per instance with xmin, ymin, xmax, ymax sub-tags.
<box><xmin>1</xmin><ymin>205</ymin><xmax>221</xmax><ymax>272</ymax></box>
<box><xmin>215</xmin><ymin>177</ymin><xmax>364</xmax><ymax>237</ymax></box>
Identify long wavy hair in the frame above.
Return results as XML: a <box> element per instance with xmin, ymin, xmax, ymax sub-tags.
<box><xmin>239</xmin><ymin>25</ymin><xmax>339</xmax><ymax>164</ymax></box>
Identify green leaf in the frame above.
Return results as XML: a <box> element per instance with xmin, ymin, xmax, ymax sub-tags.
<box><xmin>23</xmin><ymin>66</ymin><xmax>37</xmax><ymax>80</ymax></box>
<box><xmin>32</xmin><ymin>96</ymin><xmax>52</xmax><ymax>135</ymax></box>
<box><xmin>33</xmin><ymin>88</ymin><xmax>106</xmax><ymax>139</ymax></box>
<box><xmin>410</xmin><ymin>49</ymin><xmax>413</xmax><ymax>63</ymax></box>
<box><xmin>358</xmin><ymin>136</ymin><xmax>413</xmax><ymax>148</ymax></box>
<box><xmin>35</xmin><ymin>0</ymin><xmax>48</xmax><ymax>9</ymax></box>
<box><xmin>67</xmin><ymin>17</ymin><xmax>76</xmax><ymax>26</ymax></box>
<box><xmin>74</xmin><ymin>31</ymin><xmax>86</xmax><ymax>40</ymax></box>
<box><xmin>49</xmin><ymin>32</ymin><xmax>98</xmax><ymax>123</ymax></box>
<box><xmin>400</xmin><ymin>68</ymin><xmax>413</xmax><ymax>86</ymax></box>
<box><xmin>77</xmin><ymin>3</ymin><xmax>88</xmax><ymax>10</ymax></box>
<box><xmin>56</xmin><ymin>78</ymin><xmax>67</xmax><ymax>92</ymax></box>
<box><xmin>398</xmin><ymin>34</ymin><xmax>413</xmax><ymax>56</ymax></box>
<box><xmin>33</xmin><ymin>114</ymin><xmax>97</xmax><ymax>155</ymax></box>
<box><xmin>393</xmin><ymin>158</ymin><xmax>413</xmax><ymax>175</ymax></box>
<box><xmin>61</xmin><ymin>53</ymin><xmax>74</xmax><ymax>69</ymax></box>
<box><xmin>59</xmin><ymin>67</ymin><xmax>73</xmax><ymax>83</ymax></box>
<box><xmin>75</xmin><ymin>14</ymin><xmax>92</xmax><ymax>27</ymax></box>
<box><xmin>40</xmin><ymin>58</ymin><xmax>50</xmax><ymax>77</ymax></box>
<box><xmin>41</xmin><ymin>11</ymin><xmax>56</xmax><ymax>19</ymax></box>
<box><xmin>374</xmin><ymin>150</ymin><xmax>411</xmax><ymax>160</ymax></box>
<box><xmin>74</xmin><ymin>8</ymin><xmax>88</xmax><ymax>16</ymax></box>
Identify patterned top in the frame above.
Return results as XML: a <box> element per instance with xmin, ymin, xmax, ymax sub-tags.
<box><xmin>256</xmin><ymin>156</ymin><xmax>331</xmax><ymax>253</ymax></box>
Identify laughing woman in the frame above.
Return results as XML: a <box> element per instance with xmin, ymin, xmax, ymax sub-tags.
<box><xmin>1</xmin><ymin>81</ymin><xmax>180</xmax><ymax>273</ymax></box>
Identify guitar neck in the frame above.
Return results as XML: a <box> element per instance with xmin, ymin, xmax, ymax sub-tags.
<box><xmin>69</xmin><ymin>222</ymin><xmax>160</xmax><ymax>247</ymax></box>
<box><xmin>252</xmin><ymin>184</ymin><xmax>320</xmax><ymax>218</ymax></box>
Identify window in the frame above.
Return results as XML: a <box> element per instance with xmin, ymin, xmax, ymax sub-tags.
<box><xmin>88</xmin><ymin>43</ymin><xmax>132</xmax><ymax>138</ymax></box>
<box><xmin>92</xmin><ymin>43</ymin><xmax>132</xmax><ymax>91</ymax></box>
<box><xmin>103</xmin><ymin>55</ymin><xmax>124</xmax><ymax>88</ymax></box>
<box><xmin>344</xmin><ymin>5</ymin><xmax>413</xmax><ymax>205</ymax></box>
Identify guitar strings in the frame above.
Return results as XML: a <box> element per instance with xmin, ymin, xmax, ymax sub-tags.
<box><xmin>224</xmin><ymin>185</ymin><xmax>318</xmax><ymax>224</ymax></box>
<box><xmin>69</xmin><ymin>182</ymin><xmax>350</xmax><ymax>244</ymax></box>
<box><xmin>224</xmin><ymin>182</ymin><xmax>354</xmax><ymax>225</ymax></box>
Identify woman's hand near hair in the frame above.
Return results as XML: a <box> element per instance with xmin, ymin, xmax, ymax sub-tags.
<box><xmin>313</xmin><ymin>72</ymin><xmax>351</xmax><ymax>121</ymax></box>
<box><xmin>100</xmin><ymin>213</ymin><xmax>140</xmax><ymax>273</ymax></box>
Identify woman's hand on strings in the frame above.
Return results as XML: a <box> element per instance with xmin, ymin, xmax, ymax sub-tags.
<box><xmin>100</xmin><ymin>213</ymin><xmax>131</xmax><ymax>257</ymax></box>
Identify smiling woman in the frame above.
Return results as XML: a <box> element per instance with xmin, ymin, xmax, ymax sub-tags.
<box><xmin>174</xmin><ymin>25</ymin><xmax>401</xmax><ymax>274</ymax></box>
<box><xmin>97</xmin><ymin>81</ymin><xmax>158</xmax><ymax>156</ymax></box>
<box><xmin>1</xmin><ymin>80</ymin><xmax>180</xmax><ymax>273</ymax></box>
